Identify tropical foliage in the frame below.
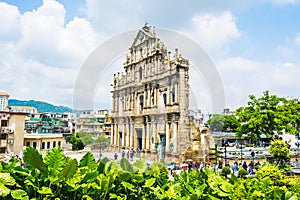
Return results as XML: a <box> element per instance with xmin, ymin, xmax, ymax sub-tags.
<box><xmin>207</xmin><ymin>114</ymin><xmax>239</xmax><ymax>132</ymax></box>
<box><xmin>1</xmin><ymin>146</ymin><xmax>300</xmax><ymax>199</ymax></box>
<box><xmin>235</xmin><ymin>91</ymin><xmax>300</xmax><ymax>141</ymax></box>
<box><xmin>269</xmin><ymin>139</ymin><xmax>291</xmax><ymax>165</ymax></box>
<box><xmin>77</xmin><ymin>132</ymin><xmax>94</xmax><ymax>145</ymax></box>
<box><xmin>66</xmin><ymin>133</ymin><xmax>85</xmax><ymax>150</ymax></box>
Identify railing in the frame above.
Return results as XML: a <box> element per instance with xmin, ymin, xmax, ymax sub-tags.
<box><xmin>165</xmin><ymin>104</ymin><xmax>179</xmax><ymax>113</ymax></box>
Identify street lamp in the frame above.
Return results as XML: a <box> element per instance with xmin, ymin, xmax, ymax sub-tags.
<box><xmin>240</xmin><ymin>140</ymin><xmax>243</xmax><ymax>164</ymax></box>
<box><xmin>251</xmin><ymin>150</ymin><xmax>255</xmax><ymax>163</ymax></box>
<box><xmin>99</xmin><ymin>138</ymin><xmax>109</xmax><ymax>160</ymax></box>
<box><xmin>295</xmin><ymin>142</ymin><xmax>300</xmax><ymax>161</ymax></box>
<box><xmin>222</xmin><ymin>139</ymin><xmax>228</xmax><ymax>166</ymax></box>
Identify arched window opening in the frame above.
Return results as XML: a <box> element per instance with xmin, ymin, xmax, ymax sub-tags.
<box><xmin>138</xmin><ymin>95</ymin><xmax>144</xmax><ymax>114</ymax></box>
<box><xmin>163</xmin><ymin>93</ymin><xmax>167</xmax><ymax>105</ymax></box>
<box><xmin>172</xmin><ymin>87</ymin><xmax>176</xmax><ymax>103</ymax></box>
<box><xmin>139</xmin><ymin>67</ymin><xmax>143</xmax><ymax>80</ymax></box>
<box><xmin>139</xmin><ymin>95</ymin><xmax>144</xmax><ymax>109</ymax></box>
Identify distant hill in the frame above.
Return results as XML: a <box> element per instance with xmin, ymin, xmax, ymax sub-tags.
<box><xmin>8</xmin><ymin>99</ymin><xmax>73</xmax><ymax>113</ymax></box>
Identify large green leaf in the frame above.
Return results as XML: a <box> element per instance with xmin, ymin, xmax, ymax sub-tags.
<box><xmin>105</xmin><ymin>161</ymin><xmax>121</xmax><ymax>176</ymax></box>
<box><xmin>57</xmin><ymin>158</ymin><xmax>78</xmax><ymax>182</ymax></box>
<box><xmin>23</xmin><ymin>146</ymin><xmax>48</xmax><ymax>175</ymax></box>
<box><xmin>0</xmin><ymin>173</ymin><xmax>15</xmax><ymax>197</ymax></box>
<box><xmin>0</xmin><ymin>184</ymin><xmax>10</xmax><ymax>197</ymax></box>
<box><xmin>81</xmin><ymin>171</ymin><xmax>98</xmax><ymax>183</ymax></box>
<box><xmin>38</xmin><ymin>186</ymin><xmax>53</xmax><ymax>195</ymax></box>
<box><xmin>132</xmin><ymin>159</ymin><xmax>146</xmax><ymax>173</ymax></box>
<box><xmin>79</xmin><ymin>152</ymin><xmax>97</xmax><ymax>170</ymax></box>
<box><xmin>121</xmin><ymin>181</ymin><xmax>137</xmax><ymax>192</ymax></box>
<box><xmin>143</xmin><ymin>178</ymin><xmax>156</xmax><ymax>188</ymax></box>
<box><xmin>11</xmin><ymin>189</ymin><xmax>28</xmax><ymax>200</ymax></box>
<box><xmin>0</xmin><ymin>172</ymin><xmax>16</xmax><ymax>186</ymax></box>
<box><xmin>44</xmin><ymin>146</ymin><xmax>64</xmax><ymax>177</ymax></box>
<box><xmin>97</xmin><ymin>174</ymin><xmax>109</xmax><ymax>192</ymax></box>
<box><xmin>97</xmin><ymin>157</ymin><xmax>109</xmax><ymax>174</ymax></box>
<box><xmin>120</xmin><ymin>158</ymin><xmax>134</xmax><ymax>172</ymax></box>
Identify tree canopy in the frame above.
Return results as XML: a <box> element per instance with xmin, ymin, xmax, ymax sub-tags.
<box><xmin>235</xmin><ymin>91</ymin><xmax>300</xmax><ymax>141</ymax></box>
<box><xmin>207</xmin><ymin>114</ymin><xmax>239</xmax><ymax>132</ymax></box>
<box><xmin>269</xmin><ymin>139</ymin><xmax>290</xmax><ymax>165</ymax></box>
<box><xmin>66</xmin><ymin>133</ymin><xmax>85</xmax><ymax>151</ymax></box>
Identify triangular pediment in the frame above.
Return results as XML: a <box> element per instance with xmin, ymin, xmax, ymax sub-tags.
<box><xmin>130</xmin><ymin>26</ymin><xmax>155</xmax><ymax>48</ymax></box>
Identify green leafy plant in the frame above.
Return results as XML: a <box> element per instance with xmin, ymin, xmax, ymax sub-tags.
<box><xmin>1</xmin><ymin>146</ymin><xmax>300</xmax><ymax>199</ymax></box>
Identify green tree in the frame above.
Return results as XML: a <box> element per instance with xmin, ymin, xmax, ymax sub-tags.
<box><xmin>269</xmin><ymin>139</ymin><xmax>290</xmax><ymax>165</ymax></box>
<box><xmin>77</xmin><ymin>132</ymin><xmax>93</xmax><ymax>145</ymax></box>
<box><xmin>235</xmin><ymin>91</ymin><xmax>300</xmax><ymax>141</ymax></box>
<box><xmin>207</xmin><ymin>114</ymin><xmax>239</xmax><ymax>132</ymax></box>
<box><xmin>223</xmin><ymin>115</ymin><xmax>239</xmax><ymax>131</ymax></box>
<box><xmin>96</xmin><ymin>135</ymin><xmax>110</xmax><ymax>144</ymax></box>
<box><xmin>66</xmin><ymin>133</ymin><xmax>85</xmax><ymax>151</ymax></box>
<box><xmin>207</xmin><ymin>114</ymin><xmax>224</xmax><ymax>131</ymax></box>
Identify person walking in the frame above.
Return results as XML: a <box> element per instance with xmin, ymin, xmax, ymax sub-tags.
<box><xmin>242</xmin><ymin>161</ymin><xmax>247</xmax><ymax>171</ymax></box>
<box><xmin>126</xmin><ymin>148</ymin><xmax>129</xmax><ymax>159</ymax></box>
<box><xmin>137</xmin><ymin>147</ymin><xmax>141</xmax><ymax>157</ymax></box>
<box><xmin>233</xmin><ymin>162</ymin><xmax>239</xmax><ymax>176</ymax></box>
<box><xmin>130</xmin><ymin>148</ymin><xmax>134</xmax><ymax>161</ymax></box>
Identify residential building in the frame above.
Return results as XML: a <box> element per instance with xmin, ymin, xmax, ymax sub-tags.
<box><xmin>0</xmin><ymin>111</ymin><xmax>26</xmax><ymax>156</ymax></box>
<box><xmin>10</xmin><ymin>106</ymin><xmax>38</xmax><ymax>114</ymax></box>
<box><xmin>24</xmin><ymin>133</ymin><xmax>62</xmax><ymax>151</ymax></box>
<box><xmin>0</xmin><ymin>92</ymin><xmax>9</xmax><ymax>111</ymax></box>
<box><xmin>25</xmin><ymin>112</ymin><xmax>73</xmax><ymax>135</ymax></box>
<box><xmin>75</xmin><ymin>109</ymin><xmax>111</xmax><ymax>138</ymax></box>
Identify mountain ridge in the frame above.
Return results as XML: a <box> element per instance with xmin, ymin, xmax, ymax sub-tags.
<box><xmin>8</xmin><ymin>99</ymin><xmax>73</xmax><ymax>113</ymax></box>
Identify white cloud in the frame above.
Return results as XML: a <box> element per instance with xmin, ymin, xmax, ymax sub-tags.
<box><xmin>295</xmin><ymin>33</ymin><xmax>300</xmax><ymax>45</ymax></box>
<box><xmin>269</xmin><ymin>0</ymin><xmax>299</xmax><ymax>5</ymax></box>
<box><xmin>18</xmin><ymin>0</ymin><xmax>98</xmax><ymax>68</ymax></box>
<box><xmin>217</xmin><ymin>57</ymin><xmax>300</xmax><ymax>110</ymax></box>
<box><xmin>183</xmin><ymin>12</ymin><xmax>242</xmax><ymax>56</ymax></box>
<box><xmin>0</xmin><ymin>0</ymin><xmax>99</xmax><ymax>107</ymax></box>
<box><xmin>275</xmin><ymin>46</ymin><xmax>295</xmax><ymax>58</ymax></box>
<box><xmin>0</xmin><ymin>2</ymin><xmax>21</xmax><ymax>41</ymax></box>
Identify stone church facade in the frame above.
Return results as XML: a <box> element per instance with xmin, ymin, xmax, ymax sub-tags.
<box><xmin>111</xmin><ymin>25</ymin><xmax>191</xmax><ymax>156</ymax></box>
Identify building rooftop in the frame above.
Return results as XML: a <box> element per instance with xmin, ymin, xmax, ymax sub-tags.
<box><xmin>0</xmin><ymin>91</ymin><xmax>9</xmax><ymax>96</ymax></box>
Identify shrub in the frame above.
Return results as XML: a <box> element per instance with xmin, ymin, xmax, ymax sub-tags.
<box><xmin>221</xmin><ymin>166</ymin><xmax>231</xmax><ymax>177</ymax></box>
<box><xmin>238</xmin><ymin>168</ymin><xmax>248</xmax><ymax>178</ymax></box>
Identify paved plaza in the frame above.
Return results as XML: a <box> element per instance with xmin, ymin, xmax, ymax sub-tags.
<box><xmin>65</xmin><ymin>149</ymin><xmax>155</xmax><ymax>165</ymax></box>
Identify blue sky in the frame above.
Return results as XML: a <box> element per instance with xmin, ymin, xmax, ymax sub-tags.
<box><xmin>0</xmin><ymin>0</ymin><xmax>300</xmax><ymax>113</ymax></box>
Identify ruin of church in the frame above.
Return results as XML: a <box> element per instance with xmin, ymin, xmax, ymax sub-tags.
<box><xmin>110</xmin><ymin>25</ymin><xmax>191</xmax><ymax>156</ymax></box>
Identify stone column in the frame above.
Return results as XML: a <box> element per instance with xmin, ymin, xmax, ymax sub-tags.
<box><xmin>110</xmin><ymin>123</ymin><xmax>114</xmax><ymax>145</ymax></box>
<box><xmin>134</xmin><ymin>129</ymin><xmax>138</xmax><ymax>149</ymax></box>
<box><xmin>146</xmin><ymin>123</ymin><xmax>150</xmax><ymax>150</ymax></box>
<box><xmin>165</xmin><ymin>122</ymin><xmax>170</xmax><ymax>152</ymax></box>
<box><xmin>122</xmin><ymin>125</ymin><xmax>125</xmax><ymax>147</ymax></box>
<box><xmin>151</xmin><ymin>122</ymin><xmax>156</xmax><ymax>151</ymax></box>
<box><xmin>142</xmin><ymin>125</ymin><xmax>145</xmax><ymax>149</ymax></box>
<box><xmin>117</xmin><ymin>125</ymin><xmax>120</xmax><ymax>148</ymax></box>
<box><xmin>154</xmin><ymin>88</ymin><xmax>157</xmax><ymax>106</ymax></box>
<box><xmin>130</xmin><ymin>122</ymin><xmax>134</xmax><ymax>147</ymax></box>
<box><xmin>126</xmin><ymin>121</ymin><xmax>129</xmax><ymax>147</ymax></box>
<box><xmin>144</xmin><ymin>88</ymin><xmax>148</xmax><ymax>108</ymax></box>
<box><xmin>147</xmin><ymin>87</ymin><xmax>151</xmax><ymax>107</ymax></box>
<box><xmin>173</xmin><ymin>122</ymin><xmax>178</xmax><ymax>153</ymax></box>
<box><xmin>154</xmin><ymin>55</ymin><xmax>157</xmax><ymax>74</ymax></box>
<box><xmin>175</xmin><ymin>83</ymin><xmax>178</xmax><ymax>103</ymax></box>
<box><xmin>114</xmin><ymin>124</ymin><xmax>117</xmax><ymax>145</ymax></box>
